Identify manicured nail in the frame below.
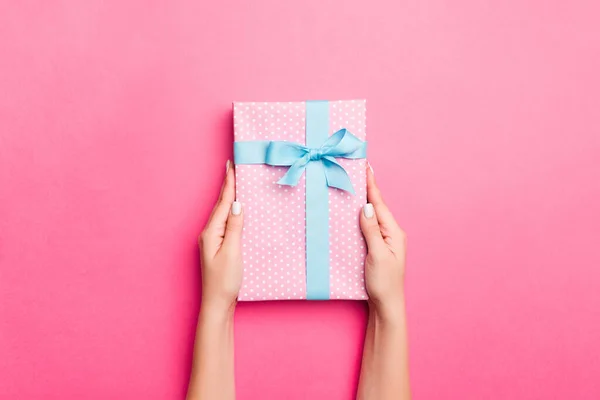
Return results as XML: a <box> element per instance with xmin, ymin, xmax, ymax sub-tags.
<box><xmin>232</xmin><ymin>201</ymin><xmax>242</xmax><ymax>215</ymax></box>
<box><xmin>225</xmin><ymin>160</ymin><xmax>230</xmax><ymax>174</ymax></box>
<box><xmin>368</xmin><ymin>161</ymin><xmax>374</xmax><ymax>175</ymax></box>
<box><xmin>363</xmin><ymin>203</ymin><xmax>374</xmax><ymax>218</ymax></box>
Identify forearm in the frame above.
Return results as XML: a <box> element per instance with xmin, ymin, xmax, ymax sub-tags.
<box><xmin>357</xmin><ymin>298</ymin><xmax>410</xmax><ymax>400</ymax></box>
<box><xmin>186</xmin><ymin>305</ymin><xmax>236</xmax><ymax>400</ymax></box>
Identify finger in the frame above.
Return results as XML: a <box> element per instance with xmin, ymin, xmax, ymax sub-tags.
<box><xmin>222</xmin><ymin>201</ymin><xmax>243</xmax><ymax>250</ymax></box>
<box><xmin>206</xmin><ymin>161</ymin><xmax>236</xmax><ymax>231</ymax></box>
<box><xmin>201</xmin><ymin>161</ymin><xmax>236</xmax><ymax>255</ymax></box>
<box><xmin>207</xmin><ymin>160</ymin><xmax>235</xmax><ymax>223</ymax></box>
<box><xmin>366</xmin><ymin>164</ymin><xmax>403</xmax><ymax>239</ymax></box>
<box><xmin>360</xmin><ymin>203</ymin><xmax>387</xmax><ymax>254</ymax></box>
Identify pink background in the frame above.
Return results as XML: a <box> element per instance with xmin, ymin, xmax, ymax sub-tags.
<box><xmin>1</xmin><ymin>1</ymin><xmax>599</xmax><ymax>399</ymax></box>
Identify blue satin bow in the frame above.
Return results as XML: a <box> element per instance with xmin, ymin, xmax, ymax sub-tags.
<box><xmin>234</xmin><ymin>128</ymin><xmax>367</xmax><ymax>194</ymax></box>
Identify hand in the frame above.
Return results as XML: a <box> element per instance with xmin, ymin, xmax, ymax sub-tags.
<box><xmin>360</xmin><ymin>164</ymin><xmax>407</xmax><ymax>320</ymax></box>
<box><xmin>198</xmin><ymin>161</ymin><xmax>244</xmax><ymax>315</ymax></box>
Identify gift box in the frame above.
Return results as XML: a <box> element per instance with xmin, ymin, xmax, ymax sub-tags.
<box><xmin>233</xmin><ymin>100</ymin><xmax>368</xmax><ymax>301</ymax></box>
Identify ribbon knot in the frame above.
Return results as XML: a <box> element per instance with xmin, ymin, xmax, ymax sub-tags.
<box><xmin>308</xmin><ymin>148</ymin><xmax>324</xmax><ymax>161</ymax></box>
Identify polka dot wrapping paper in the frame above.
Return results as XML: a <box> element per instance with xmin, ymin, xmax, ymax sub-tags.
<box><xmin>233</xmin><ymin>100</ymin><xmax>367</xmax><ymax>301</ymax></box>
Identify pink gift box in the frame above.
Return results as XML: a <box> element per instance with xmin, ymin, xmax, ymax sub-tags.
<box><xmin>233</xmin><ymin>100</ymin><xmax>367</xmax><ymax>301</ymax></box>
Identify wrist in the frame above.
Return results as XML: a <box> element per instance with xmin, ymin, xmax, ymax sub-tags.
<box><xmin>200</xmin><ymin>298</ymin><xmax>236</xmax><ymax>322</ymax></box>
<box><xmin>368</xmin><ymin>293</ymin><xmax>406</xmax><ymax>325</ymax></box>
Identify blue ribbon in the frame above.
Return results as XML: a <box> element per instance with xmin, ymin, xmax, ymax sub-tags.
<box><xmin>233</xmin><ymin>129</ymin><xmax>367</xmax><ymax>194</ymax></box>
<box><xmin>234</xmin><ymin>101</ymin><xmax>367</xmax><ymax>299</ymax></box>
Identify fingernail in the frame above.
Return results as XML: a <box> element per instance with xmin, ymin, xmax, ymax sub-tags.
<box><xmin>232</xmin><ymin>201</ymin><xmax>242</xmax><ymax>215</ymax></box>
<box><xmin>367</xmin><ymin>161</ymin><xmax>374</xmax><ymax>175</ymax></box>
<box><xmin>225</xmin><ymin>160</ymin><xmax>230</xmax><ymax>174</ymax></box>
<box><xmin>363</xmin><ymin>203</ymin><xmax>374</xmax><ymax>218</ymax></box>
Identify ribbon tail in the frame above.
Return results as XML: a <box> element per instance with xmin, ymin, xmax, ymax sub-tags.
<box><xmin>277</xmin><ymin>155</ymin><xmax>310</xmax><ymax>186</ymax></box>
<box><xmin>322</xmin><ymin>157</ymin><xmax>355</xmax><ymax>194</ymax></box>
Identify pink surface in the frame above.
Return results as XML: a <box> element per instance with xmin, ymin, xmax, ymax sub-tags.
<box><xmin>234</xmin><ymin>100</ymin><xmax>367</xmax><ymax>301</ymax></box>
<box><xmin>1</xmin><ymin>1</ymin><xmax>599</xmax><ymax>399</ymax></box>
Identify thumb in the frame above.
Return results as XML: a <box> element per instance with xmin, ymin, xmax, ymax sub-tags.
<box><xmin>360</xmin><ymin>203</ymin><xmax>386</xmax><ymax>253</ymax></box>
<box><xmin>222</xmin><ymin>201</ymin><xmax>244</xmax><ymax>249</ymax></box>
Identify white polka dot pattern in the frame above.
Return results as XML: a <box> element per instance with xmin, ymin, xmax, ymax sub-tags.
<box><xmin>329</xmin><ymin>100</ymin><xmax>368</xmax><ymax>300</ymax></box>
<box><xmin>233</xmin><ymin>100</ymin><xmax>367</xmax><ymax>301</ymax></box>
